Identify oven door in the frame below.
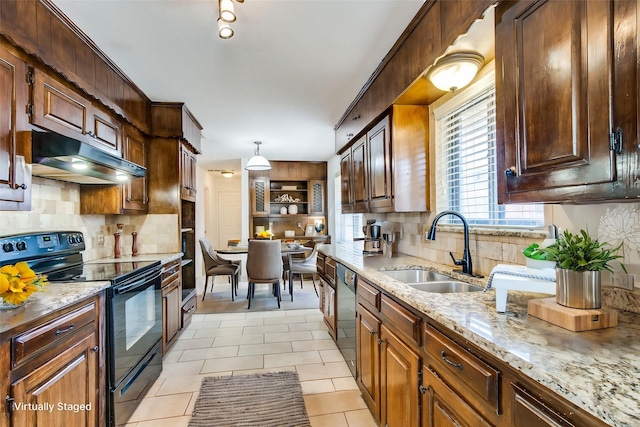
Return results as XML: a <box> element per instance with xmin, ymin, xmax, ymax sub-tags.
<box><xmin>109</xmin><ymin>267</ymin><xmax>163</xmax><ymax>386</ymax></box>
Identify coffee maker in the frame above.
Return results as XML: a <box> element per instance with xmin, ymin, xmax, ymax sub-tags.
<box><xmin>363</xmin><ymin>220</ymin><xmax>383</xmax><ymax>255</ymax></box>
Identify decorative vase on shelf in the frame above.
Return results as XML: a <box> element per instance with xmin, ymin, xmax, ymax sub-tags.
<box><xmin>288</xmin><ymin>204</ymin><xmax>298</xmax><ymax>215</ymax></box>
<box><xmin>280</xmin><ymin>206</ymin><xmax>288</xmax><ymax>215</ymax></box>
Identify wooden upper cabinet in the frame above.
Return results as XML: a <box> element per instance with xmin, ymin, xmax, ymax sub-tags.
<box><xmin>496</xmin><ymin>0</ymin><xmax>618</xmax><ymax>203</ymax></box>
<box><xmin>0</xmin><ymin>44</ymin><xmax>31</xmax><ymax>210</ymax></box>
<box><xmin>250</xmin><ymin>177</ymin><xmax>270</xmax><ymax>216</ymax></box>
<box><xmin>180</xmin><ymin>144</ymin><xmax>197</xmax><ymax>202</ymax></box>
<box><xmin>122</xmin><ymin>126</ymin><xmax>147</xmax><ymax>212</ymax></box>
<box><xmin>151</xmin><ymin>103</ymin><xmax>202</xmax><ymax>154</ymax></box>
<box><xmin>367</xmin><ymin>116</ymin><xmax>393</xmax><ymax>212</ymax></box>
<box><xmin>30</xmin><ymin>67</ymin><xmax>122</xmax><ymax>155</ymax></box>
<box><xmin>352</xmin><ymin>136</ymin><xmax>369</xmax><ymax>212</ymax></box>
<box><xmin>309</xmin><ymin>180</ymin><xmax>326</xmax><ymax>216</ymax></box>
<box><xmin>340</xmin><ymin>150</ymin><xmax>354</xmax><ymax>213</ymax></box>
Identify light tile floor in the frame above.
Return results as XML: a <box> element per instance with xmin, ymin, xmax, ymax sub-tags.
<box><xmin>124</xmin><ymin>308</ymin><xmax>376</xmax><ymax>427</ymax></box>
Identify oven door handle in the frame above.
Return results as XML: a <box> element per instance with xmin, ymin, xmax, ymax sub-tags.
<box><xmin>114</xmin><ymin>269</ymin><xmax>163</xmax><ymax>294</ymax></box>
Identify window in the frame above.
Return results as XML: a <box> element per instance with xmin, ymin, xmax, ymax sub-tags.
<box><xmin>433</xmin><ymin>72</ymin><xmax>544</xmax><ymax>227</ymax></box>
<box><xmin>334</xmin><ymin>174</ymin><xmax>364</xmax><ymax>242</ymax></box>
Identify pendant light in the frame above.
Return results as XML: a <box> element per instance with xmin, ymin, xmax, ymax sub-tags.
<box><xmin>245</xmin><ymin>141</ymin><xmax>272</xmax><ymax>171</ymax></box>
<box><xmin>426</xmin><ymin>51</ymin><xmax>484</xmax><ymax>92</ymax></box>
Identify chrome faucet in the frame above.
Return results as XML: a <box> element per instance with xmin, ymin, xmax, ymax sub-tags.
<box><xmin>426</xmin><ymin>210</ymin><xmax>482</xmax><ymax>278</ymax></box>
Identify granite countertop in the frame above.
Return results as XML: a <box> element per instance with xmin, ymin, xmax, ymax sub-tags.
<box><xmin>0</xmin><ymin>281</ymin><xmax>110</xmax><ymax>338</ymax></box>
<box><xmin>319</xmin><ymin>242</ymin><xmax>640</xmax><ymax>427</ymax></box>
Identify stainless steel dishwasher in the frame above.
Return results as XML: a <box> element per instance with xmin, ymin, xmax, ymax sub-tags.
<box><xmin>336</xmin><ymin>263</ymin><xmax>357</xmax><ymax>377</ymax></box>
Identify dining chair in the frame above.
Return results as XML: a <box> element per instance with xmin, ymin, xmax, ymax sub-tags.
<box><xmin>199</xmin><ymin>238</ymin><xmax>241</xmax><ymax>301</ymax></box>
<box><xmin>246</xmin><ymin>239</ymin><xmax>283</xmax><ymax>309</ymax></box>
<box><xmin>288</xmin><ymin>244</ymin><xmax>319</xmax><ymax>301</ymax></box>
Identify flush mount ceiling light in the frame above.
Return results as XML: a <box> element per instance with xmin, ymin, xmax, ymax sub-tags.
<box><xmin>221</xmin><ymin>170</ymin><xmax>234</xmax><ymax>178</ymax></box>
<box><xmin>217</xmin><ymin>0</ymin><xmax>243</xmax><ymax>39</ymax></box>
<box><xmin>426</xmin><ymin>51</ymin><xmax>485</xmax><ymax>92</ymax></box>
<box><xmin>245</xmin><ymin>141</ymin><xmax>272</xmax><ymax>171</ymax></box>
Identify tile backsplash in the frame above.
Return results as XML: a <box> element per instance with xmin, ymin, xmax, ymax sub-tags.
<box><xmin>367</xmin><ymin>203</ymin><xmax>640</xmax><ymax>313</ymax></box>
<box><xmin>1</xmin><ymin>178</ymin><xmax>179</xmax><ymax>261</ymax></box>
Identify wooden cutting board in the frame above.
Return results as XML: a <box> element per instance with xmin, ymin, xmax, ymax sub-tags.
<box><xmin>528</xmin><ymin>297</ymin><xmax>618</xmax><ymax>331</ymax></box>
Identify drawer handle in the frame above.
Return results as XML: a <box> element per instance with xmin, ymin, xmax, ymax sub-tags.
<box><xmin>186</xmin><ymin>305</ymin><xmax>196</xmax><ymax>313</ymax></box>
<box><xmin>55</xmin><ymin>324</ymin><xmax>75</xmax><ymax>336</ymax></box>
<box><xmin>441</xmin><ymin>350</ymin><xmax>463</xmax><ymax>371</ymax></box>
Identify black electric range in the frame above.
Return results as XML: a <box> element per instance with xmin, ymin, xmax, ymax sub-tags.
<box><xmin>0</xmin><ymin>231</ymin><xmax>163</xmax><ymax>427</ymax></box>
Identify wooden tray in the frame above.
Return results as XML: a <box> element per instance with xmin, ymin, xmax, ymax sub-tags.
<box><xmin>528</xmin><ymin>297</ymin><xmax>618</xmax><ymax>331</ymax></box>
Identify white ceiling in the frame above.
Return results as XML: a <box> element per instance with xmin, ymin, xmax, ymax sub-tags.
<box><xmin>51</xmin><ymin>0</ymin><xmax>426</xmax><ymax>171</ymax></box>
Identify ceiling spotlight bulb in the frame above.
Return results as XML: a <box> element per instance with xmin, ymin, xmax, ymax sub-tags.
<box><xmin>219</xmin><ymin>0</ymin><xmax>236</xmax><ymax>23</ymax></box>
<box><xmin>218</xmin><ymin>18</ymin><xmax>234</xmax><ymax>39</ymax></box>
<box><xmin>221</xmin><ymin>170</ymin><xmax>234</xmax><ymax>178</ymax></box>
<box><xmin>426</xmin><ymin>51</ymin><xmax>485</xmax><ymax>92</ymax></box>
<box><xmin>245</xmin><ymin>141</ymin><xmax>272</xmax><ymax>171</ymax></box>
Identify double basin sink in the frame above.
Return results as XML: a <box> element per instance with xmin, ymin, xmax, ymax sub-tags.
<box><xmin>381</xmin><ymin>269</ymin><xmax>482</xmax><ymax>293</ymax></box>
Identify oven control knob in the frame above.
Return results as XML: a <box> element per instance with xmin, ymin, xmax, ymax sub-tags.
<box><xmin>76</xmin><ymin>235</ymin><xmax>84</xmax><ymax>243</ymax></box>
<box><xmin>2</xmin><ymin>242</ymin><xmax>14</xmax><ymax>252</ymax></box>
<box><xmin>16</xmin><ymin>241</ymin><xmax>26</xmax><ymax>251</ymax></box>
<box><xmin>68</xmin><ymin>235</ymin><xmax>77</xmax><ymax>244</ymax></box>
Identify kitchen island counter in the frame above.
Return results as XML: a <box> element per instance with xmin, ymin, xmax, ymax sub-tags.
<box><xmin>319</xmin><ymin>242</ymin><xmax>640</xmax><ymax>427</ymax></box>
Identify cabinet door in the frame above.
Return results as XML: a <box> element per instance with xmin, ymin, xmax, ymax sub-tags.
<box><xmin>496</xmin><ymin>0</ymin><xmax>614</xmax><ymax>203</ymax></box>
<box><xmin>10</xmin><ymin>331</ymin><xmax>99</xmax><ymax>427</ymax></box>
<box><xmin>421</xmin><ymin>367</ymin><xmax>492</xmax><ymax>427</ymax></box>
<box><xmin>180</xmin><ymin>144</ymin><xmax>196</xmax><ymax>202</ymax></box>
<box><xmin>90</xmin><ymin>107</ymin><xmax>121</xmax><ymax>154</ymax></box>
<box><xmin>380</xmin><ymin>324</ymin><xmax>420</xmax><ymax>427</ymax></box>
<box><xmin>340</xmin><ymin>151</ymin><xmax>353</xmax><ymax>212</ymax></box>
<box><xmin>356</xmin><ymin>305</ymin><xmax>381</xmax><ymax>423</ymax></box>
<box><xmin>0</xmin><ymin>46</ymin><xmax>30</xmax><ymax>207</ymax></box>
<box><xmin>367</xmin><ymin>115</ymin><xmax>393</xmax><ymax>211</ymax></box>
<box><xmin>352</xmin><ymin>136</ymin><xmax>369</xmax><ymax>212</ymax></box>
<box><xmin>309</xmin><ymin>180</ymin><xmax>326</xmax><ymax>216</ymax></box>
<box><xmin>122</xmin><ymin>126</ymin><xmax>148</xmax><ymax>212</ymax></box>
<box><xmin>323</xmin><ymin>280</ymin><xmax>336</xmax><ymax>340</ymax></box>
<box><xmin>30</xmin><ymin>68</ymin><xmax>91</xmax><ymax>141</ymax></box>
<box><xmin>250</xmin><ymin>177</ymin><xmax>270</xmax><ymax>216</ymax></box>
<box><xmin>162</xmin><ymin>276</ymin><xmax>181</xmax><ymax>353</ymax></box>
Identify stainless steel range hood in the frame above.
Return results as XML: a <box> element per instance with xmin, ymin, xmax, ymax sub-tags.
<box><xmin>31</xmin><ymin>131</ymin><xmax>146</xmax><ymax>184</ymax></box>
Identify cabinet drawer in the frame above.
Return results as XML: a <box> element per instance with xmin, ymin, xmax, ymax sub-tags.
<box><xmin>380</xmin><ymin>294</ymin><xmax>420</xmax><ymax>346</ymax></box>
<box><xmin>357</xmin><ymin>277</ymin><xmax>380</xmax><ymax>312</ymax></box>
<box><xmin>324</xmin><ymin>257</ymin><xmax>336</xmax><ymax>286</ymax></box>
<box><xmin>512</xmin><ymin>383</ymin><xmax>574</xmax><ymax>427</ymax></box>
<box><xmin>424</xmin><ymin>323</ymin><xmax>499</xmax><ymax>411</ymax></box>
<box><xmin>12</xmin><ymin>302</ymin><xmax>95</xmax><ymax>368</ymax></box>
<box><xmin>162</xmin><ymin>259</ymin><xmax>181</xmax><ymax>284</ymax></box>
<box><xmin>182</xmin><ymin>293</ymin><xmax>197</xmax><ymax>329</ymax></box>
<box><xmin>317</xmin><ymin>253</ymin><xmax>325</xmax><ymax>275</ymax></box>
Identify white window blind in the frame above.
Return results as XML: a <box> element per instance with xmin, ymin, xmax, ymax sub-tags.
<box><xmin>434</xmin><ymin>75</ymin><xmax>544</xmax><ymax>227</ymax></box>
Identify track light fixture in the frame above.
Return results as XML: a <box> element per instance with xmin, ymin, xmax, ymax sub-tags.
<box><xmin>217</xmin><ymin>0</ymin><xmax>243</xmax><ymax>39</ymax></box>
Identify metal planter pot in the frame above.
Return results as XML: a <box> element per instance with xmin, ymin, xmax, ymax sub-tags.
<box><xmin>556</xmin><ymin>269</ymin><xmax>601</xmax><ymax>309</ymax></box>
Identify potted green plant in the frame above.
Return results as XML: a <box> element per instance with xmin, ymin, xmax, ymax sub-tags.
<box><xmin>540</xmin><ymin>229</ymin><xmax>622</xmax><ymax>309</ymax></box>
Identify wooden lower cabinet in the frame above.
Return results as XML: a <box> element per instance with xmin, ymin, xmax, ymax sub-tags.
<box><xmin>10</xmin><ymin>332</ymin><xmax>99</xmax><ymax>427</ymax></box>
<box><xmin>161</xmin><ymin>259</ymin><xmax>182</xmax><ymax>354</ymax></box>
<box><xmin>319</xmin><ymin>277</ymin><xmax>336</xmax><ymax>340</ymax></box>
<box><xmin>4</xmin><ymin>295</ymin><xmax>103</xmax><ymax>427</ymax></box>
<box><xmin>421</xmin><ymin>367</ymin><xmax>492</xmax><ymax>427</ymax></box>
<box><xmin>380</xmin><ymin>324</ymin><xmax>420</xmax><ymax>427</ymax></box>
<box><xmin>356</xmin><ymin>305</ymin><xmax>381</xmax><ymax>422</ymax></box>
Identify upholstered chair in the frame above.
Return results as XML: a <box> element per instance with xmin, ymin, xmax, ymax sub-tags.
<box><xmin>288</xmin><ymin>245</ymin><xmax>319</xmax><ymax>300</ymax></box>
<box><xmin>199</xmin><ymin>238</ymin><xmax>241</xmax><ymax>301</ymax></box>
<box><xmin>246</xmin><ymin>239</ymin><xmax>283</xmax><ymax>309</ymax></box>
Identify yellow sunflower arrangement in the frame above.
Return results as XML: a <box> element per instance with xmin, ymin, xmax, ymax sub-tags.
<box><xmin>0</xmin><ymin>262</ymin><xmax>47</xmax><ymax>306</ymax></box>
